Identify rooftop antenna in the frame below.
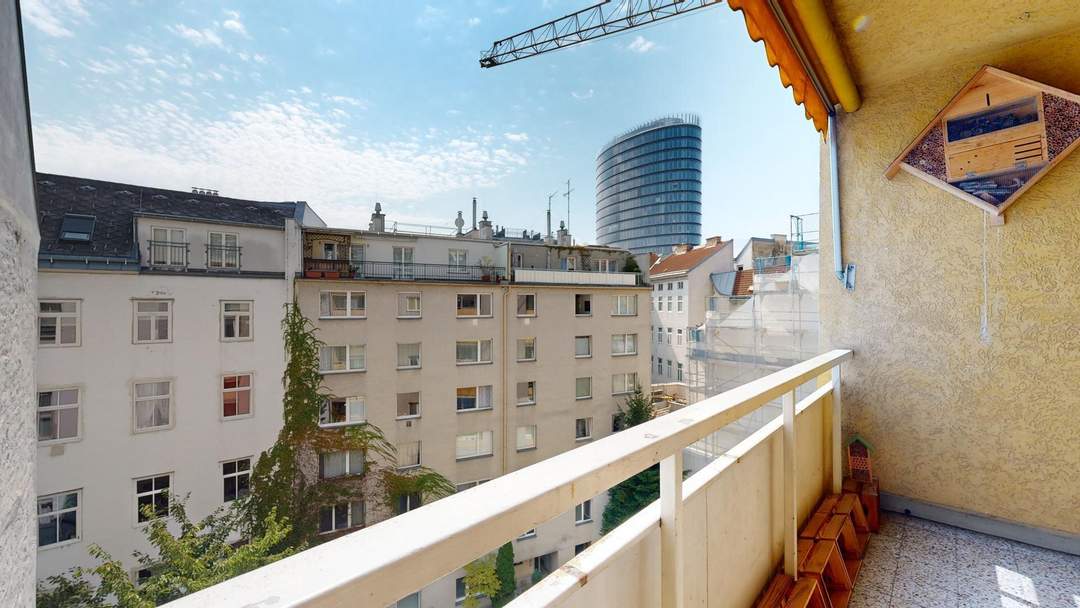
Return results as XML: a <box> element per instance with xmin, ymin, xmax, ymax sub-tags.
<box><xmin>546</xmin><ymin>190</ymin><xmax>558</xmax><ymax>238</ymax></box>
<box><xmin>563</xmin><ymin>178</ymin><xmax>574</xmax><ymax>233</ymax></box>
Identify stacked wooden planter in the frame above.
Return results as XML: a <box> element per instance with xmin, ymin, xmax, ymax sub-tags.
<box><xmin>753</xmin><ymin>478</ymin><xmax>879</xmax><ymax>608</ymax></box>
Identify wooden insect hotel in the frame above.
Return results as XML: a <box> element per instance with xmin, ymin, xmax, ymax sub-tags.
<box><xmin>846</xmin><ymin>435</ymin><xmax>874</xmax><ymax>483</ymax></box>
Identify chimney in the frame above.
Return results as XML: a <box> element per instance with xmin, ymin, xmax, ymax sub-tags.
<box><xmin>672</xmin><ymin>243</ymin><xmax>693</xmax><ymax>254</ymax></box>
<box><xmin>556</xmin><ymin>220</ymin><xmax>571</xmax><ymax>246</ymax></box>
<box><xmin>478</xmin><ymin>210</ymin><xmax>493</xmax><ymax>240</ymax></box>
<box><xmin>704</xmin><ymin>235</ymin><xmax>724</xmax><ymax>248</ymax></box>
<box><xmin>369</xmin><ymin>202</ymin><xmax>386</xmax><ymax>232</ymax></box>
<box><xmin>471</xmin><ymin>197</ymin><xmax>478</xmax><ymax>230</ymax></box>
<box><xmin>454</xmin><ymin>210</ymin><xmax>465</xmax><ymax>235</ymax></box>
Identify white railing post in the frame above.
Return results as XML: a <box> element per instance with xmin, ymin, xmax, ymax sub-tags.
<box><xmin>660</xmin><ymin>450</ymin><xmax>684</xmax><ymax>608</ymax></box>
<box><xmin>831</xmin><ymin>364</ymin><xmax>843</xmax><ymax>493</ymax></box>
<box><xmin>782</xmin><ymin>390</ymin><xmax>798</xmax><ymax>578</ymax></box>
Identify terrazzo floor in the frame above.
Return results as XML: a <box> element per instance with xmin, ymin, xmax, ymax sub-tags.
<box><xmin>849</xmin><ymin>512</ymin><xmax>1079</xmax><ymax>608</ymax></box>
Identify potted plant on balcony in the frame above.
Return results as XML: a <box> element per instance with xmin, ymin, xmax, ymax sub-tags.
<box><xmin>479</xmin><ymin>256</ymin><xmax>495</xmax><ymax>283</ymax></box>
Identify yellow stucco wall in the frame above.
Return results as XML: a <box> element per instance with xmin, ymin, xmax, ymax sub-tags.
<box><xmin>819</xmin><ymin>26</ymin><xmax>1080</xmax><ymax>535</ymax></box>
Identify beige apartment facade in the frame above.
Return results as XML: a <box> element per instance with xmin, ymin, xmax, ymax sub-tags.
<box><xmin>298</xmin><ymin>220</ymin><xmax>650</xmax><ymax>607</ymax></box>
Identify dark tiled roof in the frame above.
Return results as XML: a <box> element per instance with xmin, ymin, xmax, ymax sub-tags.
<box><xmin>36</xmin><ymin>173</ymin><xmax>298</xmax><ymax>259</ymax></box>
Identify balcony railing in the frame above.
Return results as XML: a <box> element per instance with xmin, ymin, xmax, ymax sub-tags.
<box><xmin>146</xmin><ymin>240</ymin><xmax>189</xmax><ymax>269</ymax></box>
<box><xmin>164</xmin><ymin>349</ymin><xmax>852</xmax><ymax>608</ymax></box>
<box><xmin>514</xmin><ymin>268</ymin><xmax>643</xmax><ymax>286</ymax></box>
<box><xmin>206</xmin><ymin>244</ymin><xmax>242</xmax><ymax>270</ymax></box>
<box><xmin>303</xmin><ymin>258</ymin><xmax>507</xmax><ymax>283</ymax></box>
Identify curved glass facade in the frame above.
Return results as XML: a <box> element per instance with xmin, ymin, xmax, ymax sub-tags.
<box><xmin>595</xmin><ymin>116</ymin><xmax>702</xmax><ymax>254</ymax></box>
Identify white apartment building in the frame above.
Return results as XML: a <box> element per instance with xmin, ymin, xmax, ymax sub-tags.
<box><xmin>298</xmin><ymin>206</ymin><xmax>651</xmax><ymax>607</ymax></box>
<box><xmin>34</xmin><ymin>173</ymin><xmax>323</xmax><ymax>582</ymax></box>
<box><xmin>648</xmin><ymin>237</ymin><xmax>733</xmax><ymax>393</ymax></box>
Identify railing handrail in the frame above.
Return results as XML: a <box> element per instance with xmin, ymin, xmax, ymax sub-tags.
<box><xmin>146</xmin><ymin>240</ymin><xmax>189</xmax><ymax>267</ymax></box>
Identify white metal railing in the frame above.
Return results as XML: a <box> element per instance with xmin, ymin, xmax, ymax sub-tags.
<box><xmin>513</xmin><ymin>268</ymin><xmax>639</xmax><ymax>286</ymax></box>
<box><xmin>164</xmin><ymin>349</ymin><xmax>851</xmax><ymax>608</ymax></box>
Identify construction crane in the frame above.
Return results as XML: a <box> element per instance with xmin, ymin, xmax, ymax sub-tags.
<box><xmin>479</xmin><ymin>0</ymin><xmax>723</xmax><ymax>68</ymax></box>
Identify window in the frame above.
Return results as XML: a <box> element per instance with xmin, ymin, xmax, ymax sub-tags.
<box><xmin>677</xmin><ymin>296</ymin><xmax>684</xmax><ymax>312</ymax></box>
<box><xmin>222</xmin><ymin>458</ymin><xmax>251</xmax><ymax>502</ymax></box>
<box><xmin>221</xmin><ymin>301</ymin><xmax>253</xmax><ymax>340</ymax></box>
<box><xmin>318</xmin><ymin>501</ymin><xmax>364</xmax><ymax>534</ymax></box>
<box><xmin>133</xmin><ymin>381</ymin><xmax>172</xmax><ymax>432</ymax></box>
<box><xmin>677</xmin><ymin>363</ymin><xmax>684</xmax><ymax>382</ymax></box>
<box><xmin>319</xmin><ymin>450</ymin><xmax>364</xmax><ymax>479</ymax></box>
<box><xmin>320</xmin><ymin>345</ymin><xmax>366</xmax><ymax>372</ymax></box>
<box><xmin>677</xmin><ymin>329</ymin><xmax>684</xmax><ymax>345</ymax></box>
<box><xmin>611</xmin><ymin>333</ymin><xmax>638</xmax><ymax>356</ymax></box>
<box><xmin>516</xmin><ymin>293</ymin><xmax>536</xmax><ymax>316</ymax></box>
<box><xmin>398</xmin><ymin>292</ymin><xmax>421</xmax><ymax>318</ymax></box>
<box><xmin>596</xmin><ymin>259</ymin><xmax>615</xmax><ymax>272</ymax></box>
<box><xmin>135</xmin><ymin>474</ymin><xmax>171</xmax><ymax>523</ymax></box>
<box><xmin>455</xmin><ymin>431</ymin><xmax>493</xmax><ymax>460</ymax></box>
<box><xmin>657</xmin><ymin>358</ymin><xmax>664</xmax><ymax>375</ymax></box>
<box><xmin>59</xmin><ymin>214</ymin><xmax>94</xmax><ymax>241</ymax></box>
<box><xmin>656</xmin><ymin>327</ymin><xmax>663</xmax><ymax>344</ymax></box>
<box><xmin>397</xmin><ymin>441</ymin><xmax>421</xmax><ymax>469</ymax></box>
<box><xmin>207</xmin><ymin>231</ymin><xmax>239</xmax><ymax>268</ymax></box>
<box><xmin>518</xmin><ymin>528</ymin><xmax>537</xmax><ymax>539</ymax></box>
<box><xmin>456</xmin><ymin>339</ymin><xmax>492</xmax><ymax>365</ymax></box>
<box><xmin>575</xmin><ymin>418</ymin><xmax>592</xmax><ymax>441</ymax></box>
<box><xmin>455</xmin><ymin>479</ymin><xmax>490</xmax><ymax>492</ymax></box>
<box><xmin>666</xmin><ymin>296</ymin><xmax>672</xmax><ymax>312</ymax></box>
<box><xmin>516</xmin><ymin>337</ymin><xmax>536</xmax><ymax>362</ymax></box>
<box><xmin>575</xmin><ymin>542</ymin><xmax>591</xmax><ymax>555</ymax></box>
<box><xmin>574</xmin><ymin>294</ymin><xmax>592</xmax><ymax>316</ymax></box>
<box><xmin>393</xmin><ymin>245</ymin><xmax>415</xmax><ymax>276</ymax></box>
<box><xmin>574</xmin><ymin>335</ymin><xmax>592</xmax><ymax>358</ymax></box>
<box><xmin>456</xmin><ymin>385</ymin><xmax>493</xmax><ymax>411</ymax></box>
<box><xmin>150</xmin><ymin>227</ymin><xmax>186</xmax><ymax>266</ymax></box>
<box><xmin>516</xmin><ymin>381</ymin><xmax>536</xmax><ymax>405</ymax></box>
<box><xmin>396</xmin><ymin>492</ymin><xmax>421</xmax><ymax>515</ymax></box>
<box><xmin>133</xmin><ymin>300</ymin><xmax>171</xmax><ymax>343</ymax></box>
<box><xmin>396</xmin><ymin>591</ymin><xmax>421</xmax><ymax>607</ymax></box>
<box><xmin>319</xmin><ymin>291</ymin><xmax>365</xmax><ymax>318</ymax></box>
<box><xmin>516</xmin><ymin>425</ymin><xmax>537</xmax><ymax>451</ymax></box>
<box><xmin>677</xmin><ymin>281</ymin><xmax>684</xmax><ymax>289</ymax></box>
<box><xmin>38</xmin><ymin>388</ymin><xmax>79</xmax><ymax>443</ymax></box>
<box><xmin>575</xmin><ymin>499</ymin><xmax>592</xmax><ymax>523</ymax></box>
<box><xmin>39</xmin><ymin>300</ymin><xmax>80</xmax><ymax>346</ymax></box>
<box><xmin>321</xmin><ymin>397</ymin><xmax>366</xmax><ymax>427</ymax></box>
<box><xmin>456</xmin><ymin>577</ymin><xmax>467</xmax><ymax>604</ymax></box>
<box><xmin>666</xmin><ymin>359</ymin><xmax>672</xmax><ymax>377</ymax></box>
<box><xmin>666</xmin><ymin>328</ymin><xmax>673</xmax><ymax>344</ymax></box>
<box><xmin>448</xmin><ymin>248</ymin><xmax>468</xmax><ymax>271</ymax></box>
<box><xmin>323</xmin><ymin>242</ymin><xmax>338</xmax><ymax>260</ymax></box>
<box><xmin>397</xmin><ymin>343</ymin><xmax>421</xmax><ymax>368</ymax></box>
<box><xmin>575</xmin><ymin>377</ymin><xmax>592</xmax><ymax>400</ymax></box>
<box><xmin>349</xmin><ymin>244</ymin><xmax>365</xmax><ymax>264</ymax></box>
<box><xmin>563</xmin><ymin>257</ymin><xmax>577</xmax><ymax>270</ymax></box>
<box><xmin>666</xmin><ymin>282</ymin><xmax>673</xmax><ymax>290</ymax></box>
<box><xmin>612</xmin><ymin>372</ymin><xmax>637</xmax><ymax>395</ymax></box>
<box><xmin>611</xmin><ymin>294</ymin><xmax>637</xmax><ymax>316</ymax></box>
<box><xmin>396</xmin><ymin>392</ymin><xmax>421</xmax><ymax>418</ymax></box>
<box><xmin>222</xmin><ymin>373</ymin><xmax>252</xmax><ymax>418</ymax></box>
<box><xmin>37</xmin><ymin>490</ymin><xmax>79</xmax><ymax>548</ymax></box>
<box><xmin>133</xmin><ymin>568</ymin><xmax>153</xmax><ymax>587</ymax></box>
<box><xmin>456</xmin><ymin>293</ymin><xmax>492</xmax><ymax>317</ymax></box>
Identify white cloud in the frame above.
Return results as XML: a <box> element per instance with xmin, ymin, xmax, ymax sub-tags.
<box><xmin>466</xmin><ymin>17</ymin><xmax>481</xmax><ymax>27</ymax></box>
<box><xmin>222</xmin><ymin>10</ymin><xmax>250</xmax><ymax>38</ymax></box>
<box><xmin>169</xmin><ymin>24</ymin><xmax>225</xmax><ymax>49</ymax></box>
<box><xmin>626</xmin><ymin>35</ymin><xmax>656</xmax><ymax>53</ymax></box>
<box><xmin>504</xmin><ymin>132</ymin><xmax>528</xmax><ymax>142</ymax></box>
<box><xmin>22</xmin><ymin>0</ymin><xmax>89</xmax><ymax>38</ymax></box>
<box><xmin>571</xmin><ymin>89</ymin><xmax>594</xmax><ymax>100</ymax></box>
<box><xmin>416</xmin><ymin>5</ymin><xmax>446</xmax><ymax>29</ymax></box>
<box><xmin>82</xmin><ymin>58</ymin><xmax>123</xmax><ymax>74</ymax></box>
<box><xmin>325</xmin><ymin>94</ymin><xmax>368</xmax><ymax>109</ymax></box>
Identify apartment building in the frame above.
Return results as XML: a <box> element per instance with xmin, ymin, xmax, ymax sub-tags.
<box><xmin>297</xmin><ymin>206</ymin><xmax>650</xmax><ymax>607</ymax></box>
<box><xmin>34</xmin><ymin>173</ymin><xmax>323</xmax><ymax>582</ymax></box>
<box><xmin>648</xmin><ymin>237</ymin><xmax>732</xmax><ymax>393</ymax></box>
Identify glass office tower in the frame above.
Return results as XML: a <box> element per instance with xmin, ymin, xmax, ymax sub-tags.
<box><xmin>595</xmin><ymin>115</ymin><xmax>702</xmax><ymax>255</ymax></box>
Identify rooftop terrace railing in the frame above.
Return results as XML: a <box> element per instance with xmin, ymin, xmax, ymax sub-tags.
<box><xmin>165</xmin><ymin>349</ymin><xmax>852</xmax><ymax>608</ymax></box>
<box><xmin>303</xmin><ymin>258</ymin><xmax>508</xmax><ymax>283</ymax></box>
<box><xmin>513</xmin><ymin>267</ymin><xmax>643</xmax><ymax>286</ymax></box>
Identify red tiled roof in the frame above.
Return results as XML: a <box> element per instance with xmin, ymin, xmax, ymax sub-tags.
<box><xmin>733</xmin><ymin>268</ymin><xmax>754</xmax><ymax>296</ymax></box>
<box><xmin>650</xmin><ymin>242</ymin><xmax>728</xmax><ymax>276</ymax></box>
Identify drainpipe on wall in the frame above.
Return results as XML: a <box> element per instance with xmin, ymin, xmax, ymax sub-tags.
<box><xmin>829</xmin><ymin>113</ymin><xmax>855</xmax><ymax>291</ymax></box>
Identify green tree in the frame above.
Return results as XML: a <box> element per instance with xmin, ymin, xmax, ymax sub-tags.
<box><xmin>491</xmin><ymin>542</ymin><xmax>516</xmax><ymax>607</ymax></box>
<box><xmin>241</xmin><ymin>302</ymin><xmax>453</xmax><ymax>548</ymax></box>
<box><xmin>36</xmin><ymin>498</ymin><xmax>293</xmax><ymax>608</ymax></box>
<box><xmin>603</xmin><ymin>388</ymin><xmax>661</xmax><ymax>533</ymax></box>
<box><xmin>621</xmin><ymin>255</ymin><xmax>642</xmax><ymax>274</ymax></box>
<box><xmin>462</xmin><ymin>554</ymin><xmax>500</xmax><ymax>608</ymax></box>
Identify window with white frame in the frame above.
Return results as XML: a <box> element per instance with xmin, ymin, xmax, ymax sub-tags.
<box><xmin>677</xmin><ymin>281</ymin><xmax>684</xmax><ymax>289</ymax></box>
<box><xmin>133</xmin><ymin>381</ymin><xmax>172</xmax><ymax>431</ymax></box>
<box><xmin>37</xmin><ymin>490</ymin><xmax>80</xmax><ymax>547</ymax></box>
<box><xmin>320</xmin><ymin>345</ymin><xmax>366</xmax><ymax>372</ymax></box>
<box><xmin>611</xmin><ymin>294</ymin><xmax>637</xmax><ymax>316</ymax></box>
<box><xmin>222</xmin><ymin>458</ymin><xmax>251</xmax><ymax>502</ymax></box>
<box><xmin>397</xmin><ymin>292</ymin><xmax>421</xmax><ymax>318</ymax></box>
<box><xmin>657</xmin><ymin>358</ymin><xmax>664</xmax><ymax>375</ymax></box>
<box><xmin>393</xmin><ymin>246</ymin><xmax>415</xmax><ymax>279</ymax></box>
<box><xmin>516</xmin><ymin>425</ymin><xmax>537</xmax><ymax>451</ymax></box>
<box><xmin>574</xmin><ymin>294</ymin><xmax>592</xmax><ymax>315</ymax></box>
<box><xmin>207</xmin><ymin>231</ymin><xmax>239</xmax><ymax>268</ymax></box>
<box><xmin>319</xmin><ymin>450</ymin><xmax>364</xmax><ymax>479</ymax></box>
<box><xmin>221</xmin><ymin>301</ymin><xmax>253</xmax><ymax>340</ymax></box>
<box><xmin>397</xmin><ymin>441</ymin><xmax>421</xmax><ymax>469</ymax></box>
<box><xmin>575</xmin><ymin>377</ymin><xmax>592</xmax><ymax>400</ymax></box>
<box><xmin>516</xmin><ymin>380</ymin><xmax>536</xmax><ymax>405</ymax></box>
<box><xmin>575</xmin><ymin>499</ymin><xmax>592</xmax><ymax>523</ymax></box>
<box><xmin>666</xmin><ymin>282</ymin><xmax>673</xmax><ymax>290</ymax></box>
<box><xmin>39</xmin><ymin>300</ymin><xmax>80</xmax><ymax>346</ymax></box>
<box><xmin>677</xmin><ymin>329</ymin><xmax>683</xmax><ymax>345</ymax></box>
<box><xmin>575</xmin><ymin>417</ymin><xmax>592</xmax><ymax>441</ymax></box>
<box><xmin>655</xmin><ymin>297</ymin><xmax>662</xmax><ymax>312</ymax></box>
<box><xmin>150</xmin><ymin>227</ymin><xmax>186</xmax><ymax>266</ymax></box>
<box><xmin>456</xmin><ymin>293</ymin><xmax>492</xmax><ymax>317</ymax></box>
<box><xmin>611</xmin><ymin>333</ymin><xmax>638</xmax><ymax>356</ymax></box>
<box><xmin>222</xmin><ymin>373</ymin><xmax>252</xmax><ymax>418</ymax></box>
<box><xmin>318</xmin><ymin>501</ymin><xmax>364</xmax><ymax>534</ymax></box>
<box><xmin>516</xmin><ymin>337</ymin><xmax>536</xmax><ymax>361</ymax></box>
<box><xmin>563</xmin><ymin>256</ymin><xmax>577</xmax><ymax>271</ymax></box>
<box><xmin>448</xmin><ymin>248</ymin><xmax>468</xmax><ymax>272</ymax></box>
<box><xmin>320</xmin><ymin>397</ymin><xmax>366</xmax><ymax>427</ymax></box>
<box><xmin>322</xmin><ymin>242</ymin><xmax>339</xmax><ymax>260</ymax></box>
<box><xmin>612</xmin><ymin>372</ymin><xmax>637</xmax><ymax>395</ymax></box>
<box><xmin>666</xmin><ymin>328</ymin><xmax>672</xmax><ymax>344</ymax></box>
<box><xmin>38</xmin><ymin>388</ymin><xmax>79</xmax><ymax>443</ymax></box>
<box><xmin>656</xmin><ymin>327</ymin><xmax>663</xmax><ymax>344</ymax></box>
<box><xmin>666</xmin><ymin>296</ymin><xmax>672</xmax><ymax>312</ymax></box>
<box><xmin>456</xmin><ymin>339</ymin><xmax>492</xmax><ymax>364</ymax></box>
<box><xmin>396</xmin><ymin>392</ymin><xmax>421</xmax><ymax>418</ymax></box>
<box><xmin>455</xmin><ymin>479</ymin><xmax>490</xmax><ymax>492</ymax></box>
<box><xmin>666</xmin><ymin>359</ymin><xmax>673</xmax><ymax>377</ymax></box>
<box><xmin>518</xmin><ymin>528</ymin><xmax>537</xmax><ymax>539</ymax></box>
<box><xmin>596</xmin><ymin>259</ymin><xmax>615</xmax><ymax>272</ymax></box>
<box><xmin>455</xmin><ymin>430</ymin><xmax>493</xmax><ymax>460</ymax></box>
<box><xmin>516</xmin><ymin>293</ymin><xmax>536</xmax><ymax>316</ymax></box>
<box><xmin>677</xmin><ymin>296</ymin><xmax>684</xmax><ymax>312</ymax></box>
<box><xmin>456</xmin><ymin>577</ymin><xmax>467</xmax><ymax>604</ymax></box>
<box><xmin>396</xmin><ymin>492</ymin><xmax>421</xmax><ymax>515</ymax></box>
<box><xmin>135</xmin><ymin>474</ymin><xmax>171</xmax><ymax>523</ymax></box>
<box><xmin>677</xmin><ymin>363</ymin><xmax>684</xmax><ymax>382</ymax></box>
<box><xmin>133</xmin><ymin>300</ymin><xmax>171</xmax><ymax>343</ymax></box>
<box><xmin>574</xmin><ymin>335</ymin><xmax>592</xmax><ymax>358</ymax></box>
<box><xmin>320</xmin><ymin>291</ymin><xmax>365</xmax><ymax>318</ymax></box>
<box><xmin>456</xmin><ymin>385</ymin><xmax>493</xmax><ymax>411</ymax></box>
<box><xmin>395</xmin><ymin>343</ymin><xmax>421</xmax><ymax>369</ymax></box>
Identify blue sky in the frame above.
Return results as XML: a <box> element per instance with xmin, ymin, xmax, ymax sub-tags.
<box><xmin>21</xmin><ymin>0</ymin><xmax>821</xmax><ymax>248</ymax></box>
